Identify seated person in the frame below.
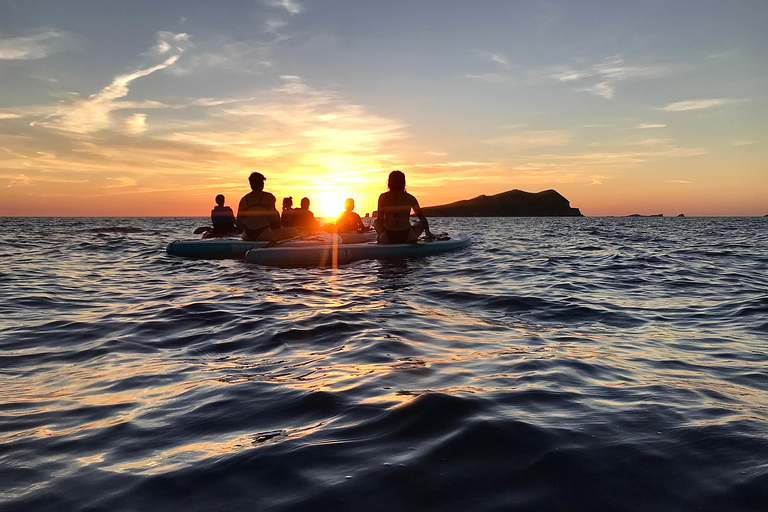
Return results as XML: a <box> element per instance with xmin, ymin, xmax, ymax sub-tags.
<box><xmin>374</xmin><ymin>170</ymin><xmax>434</xmax><ymax>244</ymax></box>
<box><xmin>210</xmin><ymin>194</ymin><xmax>239</xmax><ymax>235</ymax></box>
<box><xmin>292</xmin><ymin>197</ymin><xmax>318</xmax><ymax>231</ymax></box>
<box><xmin>336</xmin><ymin>198</ymin><xmax>367</xmax><ymax>233</ymax></box>
<box><xmin>236</xmin><ymin>172</ymin><xmax>281</xmax><ymax>241</ymax></box>
<box><xmin>281</xmin><ymin>197</ymin><xmax>297</xmax><ymax>228</ymax></box>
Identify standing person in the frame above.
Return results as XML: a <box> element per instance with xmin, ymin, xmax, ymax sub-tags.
<box><xmin>374</xmin><ymin>170</ymin><xmax>434</xmax><ymax>244</ymax></box>
<box><xmin>236</xmin><ymin>172</ymin><xmax>281</xmax><ymax>241</ymax></box>
<box><xmin>336</xmin><ymin>198</ymin><xmax>367</xmax><ymax>233</ymax></box>
<box><xmin>292</xmin><ymin>197</ymin><xmax>318</xmax><ymax>231</ymax></box>
<box><xmin>210</xmin><ymin>194</ymin><xmax>239</xmax><ymax>235</ymax></box>
<box><xmin>281</xmin><ymin>197</ymin><xmax>296</xmax><ymax>228</ymax></box>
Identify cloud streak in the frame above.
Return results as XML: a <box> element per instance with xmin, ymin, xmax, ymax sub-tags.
<box><xmin>268</xmin><ymin>0</ymin><xmax>304</xmax><ymax>15</ymax></box>
<box><xmin>0</xmin><ymin>30</ymin><xmax>73</xmax><ymax>60</ymax></box>
<box><xmin>658</xmin><ymin>98</ymin><xmax>735</xmax><ymax>112</ymax></box>
<box><xmin>484</xmin><ymin>130</ymin><xmax>572</xmax><ymax>148</ymax></box>
<box><xmin>34</xmin><ymin>32</ymin><xmax>188</xmax><ymax>134</ymax></box>
<box><xmin>542</xmin><ymin>56</ymin><xmax>672</xmax><ymax>99</ymax></box>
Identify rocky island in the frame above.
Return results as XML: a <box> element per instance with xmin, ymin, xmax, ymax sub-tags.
<box><xmin>422</xmin><ymin>189</ymin><xmax>582</xmax><ymax>217</ymax></box>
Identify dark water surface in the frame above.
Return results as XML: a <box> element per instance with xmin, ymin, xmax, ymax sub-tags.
<box><xmin>1</xmin><ymin>217</ymin><xmax>767</xmax><ymax>511</ymax></box>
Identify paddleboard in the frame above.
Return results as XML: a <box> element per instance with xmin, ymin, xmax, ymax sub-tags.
<box><xmin>338</xmin><ymin>231</ymin><xmax>377</xmax><ymax>244</ymax></box>
<box><xmin>244</xmin><ymin>235</ymin><xmax>471</xmax><ymax>267</ymax></box>
<box><xmin>166</xmin><ymin>233</ymin><xmax>340</xmax><ymax>259</ymax></box>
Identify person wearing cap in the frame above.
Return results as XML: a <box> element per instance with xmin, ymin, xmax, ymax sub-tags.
<box><xmin>236</xmin><ymin>172</ymin><xmax>281</xmax><ymax>241</ymax></box>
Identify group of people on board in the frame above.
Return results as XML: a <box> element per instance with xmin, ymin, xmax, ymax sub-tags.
<box><xmin>208</xmin><ymin>170</ymin><xmax>433</xmax><ymax>244</ymax></box>
<box><xmin>279</xmin><ymin>196</ymin><xmax>318</xmax><ymax>231</ymax></box>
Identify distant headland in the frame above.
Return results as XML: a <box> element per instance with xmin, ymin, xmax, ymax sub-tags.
<box><xmin>422</xmin><ymin>189</ymin><xmax>582</xmax><ymax>217</ymax></box>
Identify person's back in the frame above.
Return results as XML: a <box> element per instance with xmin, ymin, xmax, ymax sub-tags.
<box><xmin>281</xmin><ymin>197</ymin><xmax>296</xmax><ymax>228</ymax></box>
<box><xmin>377</xmin><ymin>190</ymin><xmax>418</xmax><ymax>231</ymax></box>
<box><xmin>237</xmin><ymin>172</ymin><xmax>280</xmax><ymax>241</ymax></box>
<box><xmin>336</xmin><ymin>198</ymin><xmax>366</xmax><ymax>233</ymax></box>
<box><xmin>293</xmin><ymin>197</ymin><xmax>317</xmax><ymax>231</ymax></box>
<box><xmin>211</xmin><ymin>194</ymin><xmax>238</xmax><ymax>234</ymax></box>
<box><xmin>374</xmin><ymin>170</ymin><xmax>433</xmax><ymax>244</ymax></box>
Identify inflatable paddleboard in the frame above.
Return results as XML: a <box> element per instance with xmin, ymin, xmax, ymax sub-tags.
<box><xmin>244</xmin><ymin>235</ymin><xmax>471</xmax><ymax>267</ymax></box>
<box><xmin>166</xmin><ymin>233</ymin><xmax>340</xmax><ymax>259</ymax></box>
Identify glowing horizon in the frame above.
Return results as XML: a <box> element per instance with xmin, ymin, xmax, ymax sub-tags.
<box><xmin>1</xmin><ymin>1</ymin><xmax>767</xmax><ymax>217</ymax></box>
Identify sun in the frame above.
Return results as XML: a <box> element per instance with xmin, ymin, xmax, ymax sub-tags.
<box><xmin>312</xmin><ymin>191</ymin><xmax>350</xmax><ymax>219</ymax></box>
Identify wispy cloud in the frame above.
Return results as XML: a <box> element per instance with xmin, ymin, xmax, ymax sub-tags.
<box><xmin>34</xmin><ymin>32</ymin><xmax>188</xmax><ymax>133</ymax></box>
<box><xmin>633</xmin><ymin>123</ymin><xmax>666</xmax><ymax>129</ymax></box>
<box><xmin>411</xmin><ymin>161</ymin><xmax>494</xmax><ymax>169</ymax></box>
<box><xmin>1</xmin><ymin>173</ymin><xmax>33</xmax><ymax>187</ymax></box>
<box><xmin>540</xmin><ymin>55</ymin><xmax>671</xmax><ymax>99</ymax></box>
<box><xmin>41</xmin><ymin>58</ymin><xmax>178</xmax><ymax>133</ymax></box>
<box><xmin>169</xmin><ymin>37</ymin><xmax>271</xmax><ymax>75</ymax></box>
<box><xmin>126</xmin><ymin>114</ymin><xmax>148</xmax><ymax>135</ymax></box>
<box><xmin>484</xmin><ymin>130</ymin><xmax>572</xmax><ymax>148</ymax></box>
<box><xmin>658</xmin><ymin>98</ymin><xmax>735</xmax><ymax>112</ymax></box>
<box><xmin>268</xmin><ymin>0</ymin><xmax>304</xmax><ymax>15</ymax></box>
<box><xmin>667</xmin><ymin>180</ymin><xmax>692</xmax><ymax>184</ymax></box>
<box><xmin>461</xmin><ymin>73</ymin><xmax>515</xmax><ymax>84</ymax></box>
<box><xmin>480</xmin><ymin>52</ymin><xmax>508</xmax><ymax>66</ymax></box>
<box><xmin>590</xmin><ymin>175</ymin><xmax>611</xmax><ymax>185</ymax></box>
<box><xmin>0</xmin><ymin>30</ymin><xmax>74</xmax><ymax>60</ymax></box>
<box><xmin>105</xmin><ymin>177</ymin><xmax>138</xmax><ymax>188</ymax></box>
<box><xmin>577</xmin><ymin>82</ymin><xmax>614</xmax><ymax>99</ymax></box>
<box><xmin>146</xmin><ymin>31</ymin><xmax>191</xmax><ymax>57</ymax></box>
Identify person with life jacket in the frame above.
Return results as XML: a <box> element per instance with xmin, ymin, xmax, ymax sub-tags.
<box><xmin>374</xmin><ymin>170</ymin><xmax>434</xmax><ymax>244</ymax></box>
<box><xmin>236</xmin><ymin>172</ymin><xmax>282</xmax><ymax>241</ymax></box>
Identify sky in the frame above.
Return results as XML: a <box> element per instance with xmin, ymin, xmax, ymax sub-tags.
<box><xmin>1</xmin><ymin>0</ymin><xmax>766</xmax><ymax>217</ymax></box>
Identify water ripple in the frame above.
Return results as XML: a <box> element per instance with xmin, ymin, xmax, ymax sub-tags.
<box><xmin>1</xmin><ymin>217</ymin><xmax>767</xmax><ymax>511</ymax></box>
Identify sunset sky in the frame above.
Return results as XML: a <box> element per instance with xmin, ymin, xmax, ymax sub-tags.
<box><xmin>1</xmin><ymin>0</ymin><xmax>766</xmax><ymax>217</ymax></box>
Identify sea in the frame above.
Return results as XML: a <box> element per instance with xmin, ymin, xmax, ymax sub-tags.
<box><xmin>1</xmin><ymin>216</ymin><xmax>767</xmax><ymax>512</ymax></box>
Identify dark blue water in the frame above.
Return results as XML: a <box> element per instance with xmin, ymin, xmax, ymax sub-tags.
<box><xmin>1</xmin><ymin>217</ymin><xmax>767</xmax><ymax>511</ymax></box>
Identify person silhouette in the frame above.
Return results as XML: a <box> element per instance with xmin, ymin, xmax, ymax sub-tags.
<box><xmin>281</xmin><ymin>196</ymin><xmax>296</xmax><ymax>228</ymax></box>
<box><xmin>292</xmin><ymin>197</ymin><xmax>318</xmax><ymax>231</ymax></box>
<box><xmin>374</xmin><ymin>170</ymin><xmax>434</xmax><ymax>244</ymax></box>
<box><xmin>336</xmin><ymin>198</ymin><xmax>367</xmax><ymax>233</ymax></box>
<box><xmin>210</xmin><ymin>194</ymin><xmax>239</xmax><ymax>235</ymax></box>
<box><xmin>236</xmin><ymin>172</ymin><xmax>281</xmax><ymax>241</ymax></box>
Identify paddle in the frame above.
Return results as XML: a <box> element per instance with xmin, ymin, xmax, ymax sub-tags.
<box><xmin>193</xmin><ymin>226</ymin><xmax>211</xmax><ymax>235</ymax></box>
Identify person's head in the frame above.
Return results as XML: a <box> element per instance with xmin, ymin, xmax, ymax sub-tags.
<box><xmin>300</xmin><ymin>197</ymin><xmax>310</xmax><ymax>209</ymax></box>
<box><xmin>215</xmin><ymin>194</ymin><xmax>225</xmax><ymax>206</ymax></box>
<box><xmin>387</xmin><ymin>170</ymin><xmax>406</xmax><ymax>192</ymax></box>
<box><xmin>282</xmin><ymin>197</ymin><xmax>293</xmax><ymax>209</ymax></box>
<box><xmin>248</xmin><ymin>172</ymin><xmax>266</xmax><ymax>191</ymax></box>
<box><xmin>344</xmin><ymin>198</ymin><xmax>355</xmax><ymax>212</ymax></box>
